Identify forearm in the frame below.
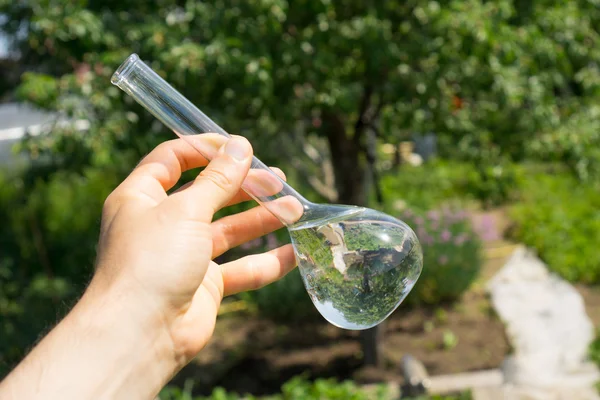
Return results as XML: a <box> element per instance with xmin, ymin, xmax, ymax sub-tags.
<box><xmin>0</xmin><ymin>282</ymin><xmax>179</xmax><ymax>400</ymax></box>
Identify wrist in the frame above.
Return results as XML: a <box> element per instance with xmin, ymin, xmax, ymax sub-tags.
<box><xmin>74</xmin><ymin>278</ymin><xmax>183</xmax><ymax>395</ymax></box>
<box><xmin>0</xmin><ymin>279</ymin><xmax>182</xmax><ymax>400</ymax></box>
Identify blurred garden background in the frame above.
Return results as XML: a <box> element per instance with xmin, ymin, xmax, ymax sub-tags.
<box><xmin>1</xmin><ymin>0</ymin><xmax>600</xmax><ymax>399</ymax></box>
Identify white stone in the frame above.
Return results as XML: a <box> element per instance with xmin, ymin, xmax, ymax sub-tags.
<box><xmin>487</xmin><ymin>246</ymin><xmax>600</xmax><ymax>399</ymax></box>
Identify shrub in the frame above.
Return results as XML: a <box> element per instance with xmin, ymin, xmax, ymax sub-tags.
<box><xmin>0</xmin><ymin>167</ymin><xmax>119</xmax><ymax>376</ymax></box>
<box><xmin>380</xmin><ymin>161</ymin><xmax>476</xmax><ymax>212</ymax></box>
<box><xmin>159</xmin><ymin>376</ymin><xmax>471</xmax><ymax>400</ymax></box>
<box><xmin>461</xmin><ymin>159</ymin><xmax>522</xmax><ymax>208</ymax></box>
<box><xmin>400</xmin><ymin>208</ymin><xmax>483</xmax><ymax>305</ymax></box>
<box><xmin>510</xmin><ymin>172</ymin><xmax>600</xmax><ymax>283</ymax></box>
<box><xmin>588</xmin><ymin>329</ymin><xmax>600</xmax><ymax>369</ymax></box>
<box><xmin>380</xmin><ymin>160</ymin><xmax>521</xmax><ymax>213</ymax></box>
<box><xmin>527</xmin><ymin>106</ymin><xmax>600</xmax><ymax>182</ymax></box>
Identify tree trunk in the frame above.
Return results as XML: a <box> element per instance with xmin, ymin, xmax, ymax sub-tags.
<box><xmin>323</xmin><ymin>112</ymin><xmax>367</xmax><ymax>206</ymax></box>
<box><xmin>361</xmin><ymin>325</ymin><xmax>384</xmax><ymax>367</ymax></box>
<box><xmin>323</xmin><ymin>111</ymin><xmax>384</xmax><ymax>367</ymax></box>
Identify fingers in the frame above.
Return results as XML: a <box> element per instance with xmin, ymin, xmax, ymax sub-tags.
<box><xmin>110</xmin><ymin>136</ymin><xmax>223</xmax><ymax>206</ymax></box>
<box><xmin>226</xmin><ymin>167</ymin><xmax>287</xmax><ymax>205</ymax></box>
<box><xmin>171</xmin><ymin>167</ymin><xmax>287</xmax><ymax>207</ymax></box>
<box><xmin>243</xmin><ymin>168</ymin><xmax>285</xmax><ymax>198</ymax></box>
<box><xmin>211</xmin><ymin>205</ymin><xmax>284</xmax><ymax>258</ymax></box>
<box><xmin>169</xmin><ymin>137</ymin><xmax>253</xmax><ymax>221</ymax></box>
<box><xmin>221</xmin><ymin>244</ymin><xmax>297</xmax><ymax>296</ymax></box>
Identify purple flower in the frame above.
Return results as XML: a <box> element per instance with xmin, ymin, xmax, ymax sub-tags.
<box><xmin>455</xmin><ymin>210</ymin><xmax>469</xmax><ymax>221</ymax></box>
<box><xmin>403</xmin><ymin>209</ymin><xmax>414</xmax><ymax>218</ymax></box>
<box><xmin>417</xmin><ymin>227</ymin><xmax>428</xmax><ymax>240</ymax></box>
<box><xmin>241</xmin><ymin>237</ymin><xmax>262</xmax><ymax>250</ymax></box>
<box><xmin>454</xmin><ymin>233</ymin><xmax>469</xmax><ymax>246</ymax></box>
<box><xmin>475</xmin><ymin>213</ymin><xmax>500</xmax><ymax>242</ymax></box>
<box><xmin>415</xmin><ymin>216</ymin><xmax>425</xmax><ymax>226</ymax></box>
<box><xmin>440</xmin><ymin>229</ymin><xmax>452</xmax><ymax>242</ymax></box>
<box><xmin>438</xmin><ymin>255</ymin><xmax>449</xmax><ymax>265</ymax></box>
<box><xmin>266</xmin><ymin>233</ymin><xmax>278</xmax><ymax>249</ymax></box>
<box><xmin>423</xmin><ymin>235</ymin><xmax>434</xmax><ymax>245</ymax></box>
<box><xmin>427</xmin><ymin>210</ymin><xmax>440</xmax><ymax>221</ymax></box>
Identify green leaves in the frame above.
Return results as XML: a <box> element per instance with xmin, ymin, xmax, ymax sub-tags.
<box><xmin>510</xmin><ymin>171</ymin><xmax>600</xmax><ymax>284</ymax></box>
<box><xmin>16</xmin><ymin>73</ymin><xmax>58</xmax><ymax>107</ymax></box>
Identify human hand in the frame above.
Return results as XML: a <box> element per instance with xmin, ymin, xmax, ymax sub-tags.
<box><xmin>91</xmin><ymin>135</ymin><xmax>297</xmax><ymax>361</ymax></box>
<box><xmin>0</xmin><ymin>135</ymin><xmax>299</xmax><ymax>400</ymax></box>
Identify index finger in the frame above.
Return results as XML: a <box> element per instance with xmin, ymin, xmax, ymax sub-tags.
<box><xmin>113</xmin><ymin>135</ymin><xmax>226</xmax><ymax>206</ymax></box>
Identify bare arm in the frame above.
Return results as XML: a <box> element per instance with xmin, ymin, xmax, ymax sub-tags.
<box><xmin>0</xmin><ymin>137</ymin><xmax>299</xmax><ymax>399</ymax></box>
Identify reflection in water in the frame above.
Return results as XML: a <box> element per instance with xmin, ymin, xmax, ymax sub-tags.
<box><xmin>290</xmin><ymin>209</ymin><xmax>422</xmax><ymax>330</ymax></box>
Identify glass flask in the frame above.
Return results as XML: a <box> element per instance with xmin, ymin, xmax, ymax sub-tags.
<box><xmin>111</xmin><ymin>54</ymin><xmax>423</xmax><ymax>330</ymax></box>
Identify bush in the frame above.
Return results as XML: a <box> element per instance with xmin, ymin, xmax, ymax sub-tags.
<box><xmin>159</xmin><ymin>376</ymin><xmax>471</xmax><ymax>400</ymax></box>
<box><xmin>527</xmin><ymin>106</ymin><xmax>600</xmax><ymax>182</ymax></box>
<box><xmin>589</xmin><ymin>329</ymin><xmax>600</xmax><ymax>369</ymax></box>
<box><xmin>0</xmin><ymin>167</ymin><xmax>120</xmax><ymax>376</ymax></box>
<box><xmin>380</xmin><ymin>160</ymin><xmax>521</xmax><ymax>213</ymax></box>
<box><xmin>399</xmin><ymin>208</ymin><xmax>483</xmax><ymax>305</ymax></box>
<box><xmin>380</xmin><ymin>161</ymin><xmax>475</xmax><ymax>212</ymax></box>
<box><xmin>510</xmin><ymin>172</ymin><xmax>600</xmax><ymax>283</ymax></box>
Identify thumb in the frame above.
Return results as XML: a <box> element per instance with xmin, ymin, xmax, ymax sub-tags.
<box><xmin>172</xmin><ymin>136</ymin><xmax>253</xmax><ymax>221</ymax></box>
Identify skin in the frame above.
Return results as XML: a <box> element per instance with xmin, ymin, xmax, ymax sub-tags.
<box><xmin>0</xmin><ymin>136</ymin><xmax>298</xmax><ymax>399</ymax></box>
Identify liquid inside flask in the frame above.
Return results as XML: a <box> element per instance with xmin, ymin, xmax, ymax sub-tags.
<box><xmin>111</xmin><ymin>54</ymin><xmax>423</xmax><ymax>330</ymax></box>
<box><xmin>289</xmin><ymin>207</ymin><xmax>421</xmax><ymax>330</ymax></box>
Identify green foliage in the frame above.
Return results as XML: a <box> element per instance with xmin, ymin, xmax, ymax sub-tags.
<box><xmin>527</xmin><ymin>106</ymin><xmax>600</xmax><ymax>182</ymax></box>
<box><xmin>274</xmin><ymin>376</ymin><xmax>387</xmax><ymax>400</ymax></box>
<box><xmin>380</xmin><ymin>160</ymin><xmax>522</xmax><ymax>212</ymax></box>
<box><xmin>510</xmin><ymin>171</ymin><xmax>600</xmax><ymax>283</ymax></box>
<box><xmin>400</xmin><ymin>208</ymin><xmax>483</xmax><ymax>305</ymax></box>
<box><xmin>442</xmin><ymin>329</ymin><xmax>459</xmax><ymax>351</ymax></box>
<box><xmin>461</xmin><ymin>159</ymin><xmax>522</xmax><ymax>208</ymax></box>
<box><xmin>589</xmin><ymin>329</ymin><xmax>600</xmax><ymax>369</ymax></box>
<box><xmin>160</xmin><ymin>375</ymin><xmax>471</xmax><ymax>399</ymax></box>
<box><xmin>0</xmin><ymin>166</ymin><xmax>121</xmax><ymax>375</ymax></box>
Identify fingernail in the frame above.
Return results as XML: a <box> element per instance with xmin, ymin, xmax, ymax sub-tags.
<box><xmin>224</xmin><ymin>138</ymin><xmax>250</xmax><ymax>162</ymax></box>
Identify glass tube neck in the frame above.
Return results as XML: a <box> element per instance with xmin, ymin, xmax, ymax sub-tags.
<box><xmin>111</xmin><ymin>53</ymin><xmax>315</xmax><ymax>227</ymax></box>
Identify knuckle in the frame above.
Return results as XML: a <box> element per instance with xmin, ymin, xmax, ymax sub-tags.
<box><xmin>248</xmin><ymin>258</ymin><xmax>265</xmax><ymax>290</ymax></box>
<box><xmin>103</xmin><ymin>192</ymin><xmax>119</xmax><ymax>212</ymax></box>
<box><xmin>200</xmin><ymin>168</ymin><xmax>233</xmax><ymax>192</ymax></box>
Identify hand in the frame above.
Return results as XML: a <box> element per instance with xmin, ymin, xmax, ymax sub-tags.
<box><xmin>93</xmin><ymin>135</ymin><xmax>296</xmax><ymax>359</ymax></box>
<box><xmin>0</xmin><ymin>135</ymin><xmax>297</xmax><ymax>399</ymax></box>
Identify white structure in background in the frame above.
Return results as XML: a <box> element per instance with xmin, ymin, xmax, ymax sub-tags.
<box><xmin>0</xmin><ymin>103</ymin><xmax>89</xmax><ymax>166</ymax></box>
<box><xmin>488</xmin><ymin>246</ymin><xmax>600</xmax><ymax>400</ymax></box>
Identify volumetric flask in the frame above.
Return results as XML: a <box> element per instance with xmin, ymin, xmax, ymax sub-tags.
<box><xmin>112</xmin><ymin>54</ymin><xmax>423</xmax><ymax>330</ymax></box>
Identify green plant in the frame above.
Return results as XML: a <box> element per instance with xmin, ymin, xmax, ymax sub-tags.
<box><xmin>589</xmin><ymin>329</ymin><xmax>600</xmax><ymax>369</ymax></box>
<box><xmin>510</xmin><ymin>172</ymin><xmax>600</xmax><ymax>283</ymax></box>
<box><xmin>401</xmin><ymin>208</ymin><xmax>483</xmax><ymax>305</ymax></box>
<box><xmin>527</xmin><ymin>106</ymin><xmax>600</xmax><ymax>182</ymax></box>
<box><xmin>442</xmin><ymin>330</ymin><xmax>459</xmax><ymax>351</ymax></box>
<box><xmin>462</xmin><ymin>158</ymin><xmax>522</xmax><ymax>208</ymax></box>
<box><xmin>380</xmin><ymin>159</ymin><xmax>521</xmax><ymax>213</ymax></box>
<box><xmin>380</xmin><ymin>161</ymin><xmax>478</xmax><ymax>212</ymax></box>
<box><xmin>0</xmin><ymin>167</ymin><xmax>120</xmax><ymax>375</ymax></box>
<box><xmin>160</xmin><ymin>374</ymin><xmax>472</xmax><ymax>399</ymax></box>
